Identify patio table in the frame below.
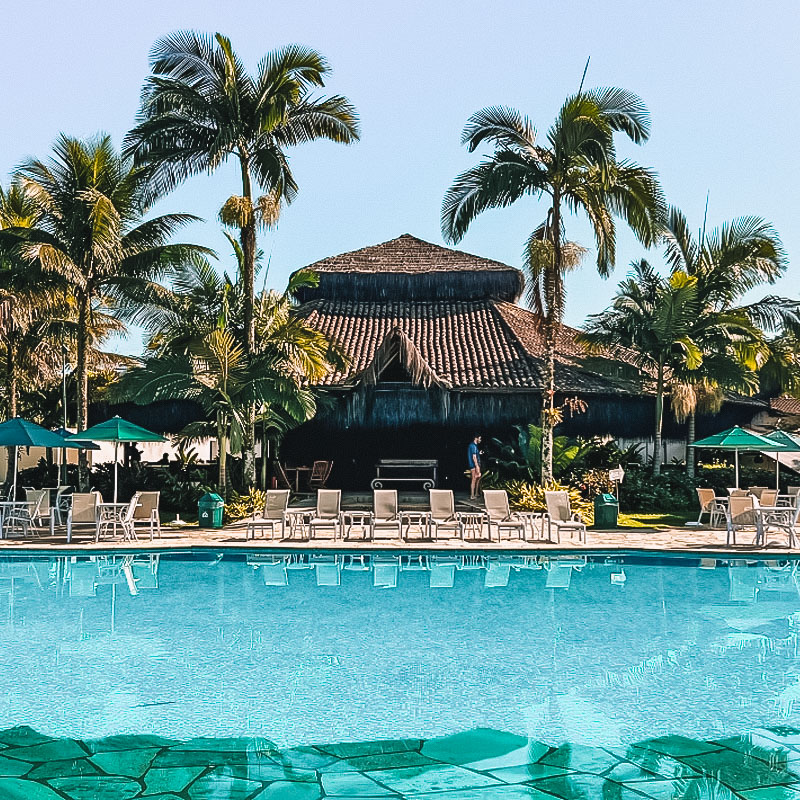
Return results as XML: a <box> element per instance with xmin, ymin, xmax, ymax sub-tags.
<box><xmin>459</xmin><ymin>511</ymin><xmax>488</xmax><ymax>540</ymax></box>
<box><xmin>753</xmin><ymin>505</ymin><xmax>798</xmax><ymax>548</ymax></box>
<box><xmin>399</xmin><ymin>510</ymin><xmax>431</xmax><ymax>540</ymax></box>
<box><xmin>97</xmin><ymin>502</ymin><xmax>132</xmax><ymax>541</ymax></box>
<box><xmin>285</xmin><ymin>508</ymin><xmax>314</xmax><ymax>540</ymax></box>
<box><xmin>284</xmin><ymin>466</ymin><xmax>312</xmax><ymax>493</ymax></box>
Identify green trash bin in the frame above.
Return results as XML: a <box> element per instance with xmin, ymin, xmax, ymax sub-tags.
<box><xmin>593</xmin><ymin>492</ymin><xmax>619</xmax><ymax>528</ymax></box>
<box><xmin>198</xmin><ymin>492</ymin><xmax>225</xmax><ymax>529</ymax></box>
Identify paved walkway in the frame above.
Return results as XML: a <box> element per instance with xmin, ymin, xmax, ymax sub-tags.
<box><xmin>0</xmin><ymin>523</ymin><xmax>794</xmax><ymax>554</ymax></box>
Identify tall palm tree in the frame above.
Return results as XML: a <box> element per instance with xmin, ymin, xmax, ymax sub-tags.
<box><xmin>579</xmin><ymin>260</ymin><xmax>703</xmax><ymax>476</ymax></box>
<box><xmin>441</xmin><ymin>89</ymin><xmax>664</xmax><ymax>482</ymax></box>
<box><xmin>124</xmin><ymin>31</ymin><xmax>360</xmax><ymax>485</ymax></box>
<box><xmin>661</xmin><ymin>207</ymin><xmax>797</xmax><ymax>475</ymax></box>
<box><xmin>6</xmin><ymin>134</ymin><xmax>208</xmax><ymax>484</ymax></box>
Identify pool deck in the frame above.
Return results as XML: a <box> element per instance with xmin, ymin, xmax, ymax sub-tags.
<box><xmin>0</xmin><ymin>523</ymin><xmax>794</xmax><ymax>555</ymax></box>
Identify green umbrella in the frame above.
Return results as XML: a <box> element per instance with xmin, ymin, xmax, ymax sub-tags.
<box><xmin>68</xmin><ymin>416</ymin><xmax>166</xmax><ymax>502</ymax></box>
<box><xmin>765</xmin><ymin>430</ymin><xmax>800</xmax><ymax>490</ymax></box>
<box><xmin>690</xmin><ymin>426</ymin><xmax>790</xmax><ymax>488</ymax></box>
<box><xmin>0</xmin><ymin>417</ymin><xmax>84</xmax><ymax>500</ymax></box>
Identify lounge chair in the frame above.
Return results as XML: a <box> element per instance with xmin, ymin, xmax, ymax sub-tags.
<box><xmin>133</xmin><ymin>491</ymin><xmax>162</xmax><ymax>540</ymax></box>
<box><xmin>309</xmin><ymin>489</ymin><xmax>342</xmax><ymax>539</ymax></box>
<box><xmin>246</xmin><ymin>489</ymin><xmax>290</xmax><ymax>540</ymax></box>
<box><xmin>429</xmin><ymin>490</ymin><xmax>463</xmax><ymax>540</ymax></box>
<box><xmin>312</xmin><ymin>555</ymin><xmax>341</xmax><ymax>586</ymax></box>
<box><xmin>543</xmin><ymin>491</ymin><xmax>587</xmax><ymax>543</ymax></box>
<box><xmin>696</xmin><ymin>488</ymin><xmax>725</xmax><ymax>527</ymax></box>
<box><xmin>483</xmin><ymin>490</ymin><xmax>526</xmax><ymax>541</ymax></box>
<box><xmin>371</xmin><ymin>490</ymin><xmax>402</xmax><ymax>540</ymax></box>
<box><xmin>309</xmin><ymin>460</ymin><xmax>333</xmax><ymax>490</ymax></box>
<box><xmin>726</xmin><ymin>495</ymin><xmax>755</xmax><ymax>546</ymax></box>
<box><xmin>262</xmin><ymin>558</ymin><xmax>289</xmax><ymax>586</ymax></box>
<box><xmin>66</xmin><ymin>493</ymin><xmax>100</xmax><ymax>543</ymax></box>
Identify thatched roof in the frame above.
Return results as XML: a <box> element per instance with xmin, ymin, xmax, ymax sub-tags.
<box><xmin>294</xmin><ymin>234</ymin><xmax>525</xmax><ymax>303</ymax></box>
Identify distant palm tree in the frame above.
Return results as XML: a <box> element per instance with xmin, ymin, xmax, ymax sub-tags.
<box><xmin>442</xmin><ymin>89</ymin><xmax>664</xmax><ymax>482</ymax></box>
<box><xmin>661</xmin><ymin>207</ymin><xmax>797</xmax><ymax>475</ymax></box>
<box><xmin>124</xmin><ymin>31</ymin><xmax>360</xmax><ymax>485</ymax></box>
<box><xmin>579</xmin><ymin>260</ymin><xmax>703</xmax><ymax>476</ymax></box>
<box><xmin>7</xmin><ymin>134</ymin><xmax>208</xmax><ymax>484</ymax></box>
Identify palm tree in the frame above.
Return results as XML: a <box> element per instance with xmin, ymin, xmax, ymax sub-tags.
<box><xmin>441</xmin><ymin>89</ymin><xmax>664</xmax><ymax>482</ymax></box>
<box><xmin>661</xmin><ymin>207</ymin><xmax>797</xmax><ymax>475</ymax></box>
<box><xmin>124</xmin><ymin>31</ymin><xmax>360</xmax><ymax>485</ymax></box>
<box><xmin>118</xmin><ymin>238</ymin><xmax>342</xmax><ymax>494</ymax></box>
<box><xmin>579</xmin><ymin>260</ymin><xmax>703</xmax><ymax>475</ymax></box>
<box><xmin>6</xmin><ymin>134</ymin><xmax>208</xmax><ymax>484</ymax></box>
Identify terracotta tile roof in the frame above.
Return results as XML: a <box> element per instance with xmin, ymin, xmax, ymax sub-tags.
<box><xmin>303</xmin><ymin>234</ymin><xmax>519</xmax><ymax>275</ymax></box>
<box><xmin>771</xmin><ymin>396</ymin><xmax>800</xmax><ymax>415</ymax></box>
<box><xmin>301</xmin><ymin>298</ymin><xmax>648</xmax><ymax>395</ymax></box>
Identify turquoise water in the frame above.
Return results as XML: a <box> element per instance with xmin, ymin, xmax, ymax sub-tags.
<box><xmin>2</xmin><ymin>551</ymin><xmax>800</xmax><ymax>798</ymax></box>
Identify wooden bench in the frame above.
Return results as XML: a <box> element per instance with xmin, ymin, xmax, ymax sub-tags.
<box><xmin>371</xmin><ymin>459</ymin><xmax>438</xmax><ymax>491</ymax></box>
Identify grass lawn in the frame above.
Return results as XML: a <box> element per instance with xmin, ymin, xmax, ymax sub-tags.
<box><xmin>613</xmin><ymin>512</ymin><xmax>690</xmax><ymax>529</ymax></box>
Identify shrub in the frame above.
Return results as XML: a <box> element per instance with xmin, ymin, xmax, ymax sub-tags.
<box><xmin>225</xmin><ymin>488</ymin><xmax>267</xmax><ymax>523</ymax></box>
<box><xmin>504</xmin><ymin>479</ymin><xmax>594</xmax><ymax>524</ymax></box>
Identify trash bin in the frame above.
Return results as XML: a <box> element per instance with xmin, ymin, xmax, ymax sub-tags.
<box><xmin>198</xmin><ymin>492</ymin><xmax>225</xmax><ymax>529</ymax></box>
<box><xmin>593</xmin><ymin>492</ymin><xmax>619</xmax><ymax>528</ymax></box>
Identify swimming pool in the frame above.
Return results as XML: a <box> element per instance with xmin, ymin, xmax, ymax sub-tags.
<box><xmin>2</xmin><ymin>550</ymin><xmax>800</xmax><ymax>798</ymax></box>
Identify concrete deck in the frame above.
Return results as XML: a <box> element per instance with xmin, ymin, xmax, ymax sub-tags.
<box><xmin>0</xmin><ymin>523</ymin><xmax>794</xmax><ymax>555</ymax></box>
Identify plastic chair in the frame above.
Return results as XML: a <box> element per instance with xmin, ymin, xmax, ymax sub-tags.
<box><xmin>309</xmin><ymin>489</ymin><xmax>341</xmax><ymax>539</ymax></box>
<box><xmin>247</xmin><ymin>489</ymin><xmax>290</xmax><ymax>540</ymax></box>
<box><xmin>483</xmin><ymin>490</ymin><xmax>526</xmax><ymax>541</ymax></box>
<box><xmin>544</xmin><ymin>491</ymin><xmax>587</xmax><ymax>543</ymax></box>
<box><xmin>371</xmin><ymin>490</ymin><xmax>402</xmax><ymax>540</ymax></box>
<box><xmin>133</xmin><ymin>491</ymin><xmax>162</xmax><ymax>540</ymax></box>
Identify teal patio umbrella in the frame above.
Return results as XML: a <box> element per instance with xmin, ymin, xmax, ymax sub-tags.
<box><xmin>690</xmin><ymin>426</ymin><xmax>790</xmax><ymax>488</ymax></box>
<box><xmin>68</xmin><ymin>416</ymin><xmax>166</xmax><ymax>502</ymax></box>
<box><xmin>0</xmin><ymin>418</ymin><xmax>84</xmax><ymax>500</ymax></box>
<box><xmin>765</xmin><ymin>430</ymin><xmax>800</xmax><ymax>490</ymax></box>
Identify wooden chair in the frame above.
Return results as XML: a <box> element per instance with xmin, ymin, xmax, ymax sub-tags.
<box><xmin>309</xmin><ymin>460</ymin><xmax>333</xmax><ymax>490</ymax></box>
<box><xmin>273</xmin><ymin>462</ymin><xmax>293</xmax><ymax>491</ymax></box>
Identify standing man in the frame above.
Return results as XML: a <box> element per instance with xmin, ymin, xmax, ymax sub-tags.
<box><xmin>468</xmin><ymin>433</ymin><xmax>482</xmax><ymax>500</ymax></box>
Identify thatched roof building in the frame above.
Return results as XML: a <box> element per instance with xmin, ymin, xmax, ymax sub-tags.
<box><xmin>282</xmin><ymin>234</ymin><xmax>763</xmax><ymax>487</ymax></box>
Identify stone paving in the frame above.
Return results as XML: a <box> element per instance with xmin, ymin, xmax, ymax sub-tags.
<box><xmin>3</xmin><ymin>724</ymin><xmax>800</xmax><ymax>798</ymax></box>
<box><xmin>0</xmin><ymin>523</ymin><xmax>793</xmax><ymax>556</ymax></box>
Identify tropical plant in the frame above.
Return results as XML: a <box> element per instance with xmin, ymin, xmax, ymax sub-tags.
<box><xmin>659</xmin><ymin>207</ymin><xmax>798</xmax><ymax>476</ymax></box>
<box><xmin>441</xmin><ymin>88</ymin><xmax>664</xmax><ymax>483</ymax></box>
<box><xmin>503</xmin><ymin>478</ymin><xmax>593</xmax><ymax>523</ymax></box>
<box><xmin>4</xmin><ymin>134</ymin><xmax>208</xmax><ymax>485</ymax></box>
<box><xmin>125</xmin><ymin>31</ymin><xmax>360</xmax><ymax>485</ymax></box>
<box><xmin>114</xmin><ymin>244</ymin><xmax>338</xmax><ymax>495</ymax></box>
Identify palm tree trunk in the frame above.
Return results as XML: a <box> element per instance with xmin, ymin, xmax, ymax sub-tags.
<box><xmin>541</xmin><ymin>317</ymin><xmax>556</xmax><ymax>485</ymax></box>
<box><xmin>76</xmin><ymin>292</ymin><xmax>90</xmax><ymax>489</ymax></box>
<box><xmin>217</xmin><ymin>412</ymin><xmax>229</xmax><ymax>499</ymax></box>
<box><xmin>653</xmin><ymin>362</ymin><xmax>665</xmax><ymax>477</ymax></box>
<box><xmin>6</xmin><ymin>339</ymin><xmax>17</xmax><ymax>483</ymax></box>
<box><xmin>687</xmin><ymin>410</ymin><xmax>696</xmax><ymax>479</ymax></box>
<box><xmin>239</xmin><ymin>157</ymin><xmax>257</xmax><ymax>488</ymax></box>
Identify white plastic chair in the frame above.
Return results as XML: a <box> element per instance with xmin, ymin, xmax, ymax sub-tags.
<box><xmin>544</xmin><ymin>491</ymin><xmax>587</xmax><ymax>543</ymax></box>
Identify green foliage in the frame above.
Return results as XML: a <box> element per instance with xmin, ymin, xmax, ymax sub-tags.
<box><xmin>224</xmin><ymin>488</ymin><xmax>267</xmax><ymax>523</ymax></box>
<box><xmin>503</xmin><ymin>479</ymin><xmax>594</xmax><ymax>524</ymax></box>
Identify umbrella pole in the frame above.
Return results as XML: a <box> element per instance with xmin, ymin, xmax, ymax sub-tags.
<box><xmin>114</xmin><ymin>441</ymin><xmax>119</xmax><ymax>504</ymax></box>
<box><xmin>12</xmin><ymin>446</ymin><xmax>18</xmax><ymax>502</ymax></box>
<box><xmin>777</xmin><ymin>454</ymin><xmax>781</xmax><ymax>491</ymax></box>
<box><xmin>735</xmin><ymin>449</ymin><xmax>740</xmax><ymax>489</ymax></box>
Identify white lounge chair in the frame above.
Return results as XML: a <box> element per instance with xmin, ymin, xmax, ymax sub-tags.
<box><xmin>484</xmin><ymin>561</ymin><xmax>511</xmax><ymax>588</ymax></box>
<box><xmin>373</xmin><ymin>556</ymin><xmax>399</xmax><ymax>588</ymax></box>
<box><xmin>371</xmin><ymin>490</ymin><xmax>402</xmax><ymax>540</ymax></box>
<box><xmin>544</xmin><ymin>491</ymin><xmax>587</xmax><ymax>543</ymax></box>
<box><xmin>246</xmin><ymin>489</ymin><xmax>290</xmax><ymax>540</ymax></box>
<box><xmin>309</xmin><ymin>490</ymin><xmax>342</xmax><ymax>539</ymax></box>
<box><xmin>429</xmin><ymin>490</ymin><xmax>463</xmax><ymax>540</ymax></box>
<box><xmin>483</xmin><ymin>490</ymin><xmax>526</xmax><ymax>541</ymax></box>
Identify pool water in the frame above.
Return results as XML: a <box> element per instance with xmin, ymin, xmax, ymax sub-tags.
<box><xmin>2</xmin><ymin>551</ymin><xmax>800</xmax><ymax>798</ymax></box>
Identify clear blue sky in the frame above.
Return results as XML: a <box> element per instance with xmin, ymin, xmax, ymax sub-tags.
<box><xmin>2</xmin><ymin>0</ymin><xmax>798</xmax><ymax>353</ymax></box>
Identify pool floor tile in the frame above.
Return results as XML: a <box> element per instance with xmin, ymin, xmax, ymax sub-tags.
<box><xmin>186</xmin><ymin>772</ymin><xmax>263</xmax><ymax>799</ymax></box>
<box><xmin>0</xmin><ymin>777</ymin><xmax>64</xmax><ymax>799</ymax></box>
<box><xmin>366</xmin><ymin>763</ymin><xmax>502</xmax><ymax>794</ymax></box>
<box><xmin>420</xmin><ymin>729</ymin><xmax>528</xmax><ymax>766</ymax></box>
<box><xmin>740</xmin><ymin>786</ymin><xmax>800</xmax><ymax>799</ymax></box>
<box><xmin>253</xmin><ymin>781</ymin><xmax>322</xmax><ymax>799</ymax></box>
<box><xmin>48</xmin><ymin>775</ymin><xmax>141</xmax><ymax>800</ymax></box>
<box><xmin>321</xmin><ymin>770</ymin><xmax>399</xmax><ymax>796</ymax></box>
<box><xmin>142</xmin><ymin>766</ymin><xmax>206</xmax><ymax>795</ymax></box>
<box><xmin>89</xmin><ymin>747</ymin><xmax>160</xmax><ymax>777</ymax></box>
<box><xmin>682</xmin><ymin>748</ymin><xmax>797</xmax><ymax>790</ymax></box>
<box><xmin>538</xmin><ymin>743</ymin><xmax>620</xmax><ymax>774</ymax></box>
<box><xmin>489</xmin><ymin>763</ymin><xmax>569</xmax><ymax>783</ymax></box>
